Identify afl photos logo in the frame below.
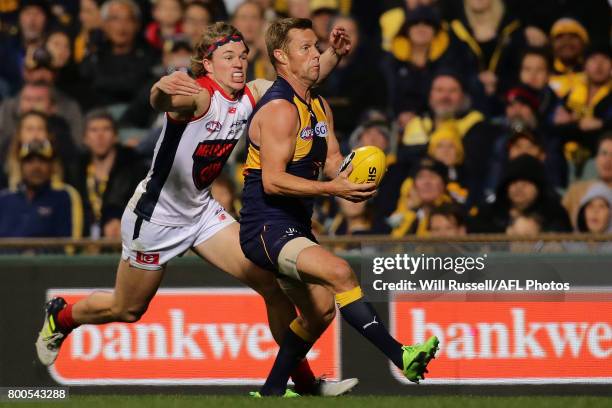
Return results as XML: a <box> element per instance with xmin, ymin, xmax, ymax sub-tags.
<box><xmin>300</xmin><ymin>127</ymin><xmax>314</xmax><ymax>141</ymax></box>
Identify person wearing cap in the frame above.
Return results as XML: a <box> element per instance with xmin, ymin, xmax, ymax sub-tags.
<box><xmin>469</xmin><ymin>154</ymin><xmax>571</xmax><ymax>233</ymax></box>
<box><xmin>487</xmin><ymin>83</ymin><xmax>567</xmax><ymax>192</ymax></box>
<box><xmin>381</xmin><ymin>5</ymin><xmax>456</xmax><ymax>117</ymax></box>
<box><xmin>387</xmin><ymin>157</ymin><xmax>456</xmax><ymax>237</ymax></box>
<box><xmin>310</xmin><ymin>0</ymin><xmax>338</xmax><ymax>50</ymax></box>
<box><xmin>315</xmin><ymin>15</ymin><xmax>387</xmax><ymax>140</ymax></box>
<box><xmin>0</xmin><ymin>139</ymin><xmax>83</xmax><ymax>242</ymax></box>
<box><xmin>548</xmin><ymin>17</ymin><xmax>589</xmax><ymax>98</ymax></box>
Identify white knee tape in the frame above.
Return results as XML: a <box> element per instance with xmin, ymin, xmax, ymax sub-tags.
<box><xmin>277</xmin><ymin>237</ymin><xmax>318</xmax><ymax>280</ymax></box>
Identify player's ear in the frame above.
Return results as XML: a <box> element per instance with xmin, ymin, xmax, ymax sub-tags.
<box><xmin>273</xmin><ymin>49</ymin><xmax>288</xmax><ymax>65</ymax></box>
<box><xmin>203</xmin><ymin>58</ymin><xmax>213</xmax><ymax>75</ymax></box>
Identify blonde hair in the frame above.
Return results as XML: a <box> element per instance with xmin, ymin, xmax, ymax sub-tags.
<box><xmin>6</xmin><ymin>112</ymin><xmax>64</xmax><ymax>189</ymax></box>
<box><xmin>265</xmin><ymin>17</ymin><xmax>312</xmax><ymax>68</ymax></box>
<box><xmin>191</xmin><ymin>22</ymin><xmax>244</xmax><ymax>77</ymax></box>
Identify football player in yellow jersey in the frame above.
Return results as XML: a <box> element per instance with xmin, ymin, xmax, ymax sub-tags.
<box><xmin>239</xmin><ymin>18</ymin><xmax>439</xmax><ymax>397</ymax></box>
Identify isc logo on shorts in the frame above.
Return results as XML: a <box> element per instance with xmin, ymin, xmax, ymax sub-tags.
<box><xmin>136</xmin><ymin>252</ymin><xmax>160</xmax><ymax>265</ymax></box>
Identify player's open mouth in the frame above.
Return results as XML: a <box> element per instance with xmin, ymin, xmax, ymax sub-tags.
<box><xmin>232</xmin><ymin>72</ymin><xmax>244</xmax><ymax>81</ymax></box>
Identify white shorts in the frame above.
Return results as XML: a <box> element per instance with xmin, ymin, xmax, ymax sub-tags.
<box><xmin>120</xmin><ymin>200</ymin><xmax>235</xmax><ymax>271</ymax></box>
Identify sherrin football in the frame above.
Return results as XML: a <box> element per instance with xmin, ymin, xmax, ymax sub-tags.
<box><xmin>338</xmin><ymin>146</ymin><xmax>387</xmax><ymax>186</ymax></box>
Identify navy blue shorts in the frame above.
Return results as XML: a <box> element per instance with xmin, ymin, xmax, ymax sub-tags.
<box><xmin>240</xmin><ymin>222</ymin><xmax>318</xmax><ymax>273</ymax></box>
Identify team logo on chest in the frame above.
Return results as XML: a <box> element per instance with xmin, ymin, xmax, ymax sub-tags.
<box><xmin>205</xmin><ymin>121</ymin><xmax>222</xmax><ymax>132</ymax></box>
<box><xmin>191</xmin><ymin>140</ymin><xmax>238</xmax><ymax>190</ymax></box>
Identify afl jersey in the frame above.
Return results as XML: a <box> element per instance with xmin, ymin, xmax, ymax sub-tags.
<box><xmin>240</xmin><ymin>76</ymin><xmax>330</xmax><ymax>239</ymax></box>
<box><xmin>128</xmin><ymin>75</ymin><xmax>255</xmax><ymax>226</ymax></box>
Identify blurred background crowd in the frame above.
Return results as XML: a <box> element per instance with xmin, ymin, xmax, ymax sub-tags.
<box><xmin>0</xmin><ymin>0</ymin><xmax>610</xmax><ymax>246</ymax></box>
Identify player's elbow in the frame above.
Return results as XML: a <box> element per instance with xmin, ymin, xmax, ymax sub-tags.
<box><xmin>262</xmin><ymin>173</ymin><xmax>281</xmax><ymax>195</ymax></box>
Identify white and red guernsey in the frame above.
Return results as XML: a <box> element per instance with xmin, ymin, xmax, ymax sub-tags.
<box><xmin>128</xmin><ymin>76</ymin><xmax>255</xmax><ymax>226</ymax></box>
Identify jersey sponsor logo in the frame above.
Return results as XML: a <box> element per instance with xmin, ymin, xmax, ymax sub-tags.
<box><xmin>192</xmin><ymin>140</ymin><xmax>238</xmax><ymax>190</ymax></box>
<box><xmin>136</xmin><ymin>252</ymin><xmax>159</xmax><ymax>265</ymax></box>
<box><xmin>228</xmin><ymin>107</ymin><xmax>237</xmax><ymax>114</ymax></box>
<box><xmin>314</xmin><ymin>121</ymin><xmax>328</xmax><ymax>137</ymax></box>
<box><xmin>205</xmin><ymin>121</ymin><xmax>222</xmax><ymax>132</ymax></box>
<box><xmin>47</xmin><ymin>288</ymin><xmax>341</xmax><ymax>385</ymax></box>
<box><xmin>300</xmin><ymin>127</ymin><xmax>314</xmax><ymax>141</ymax></box>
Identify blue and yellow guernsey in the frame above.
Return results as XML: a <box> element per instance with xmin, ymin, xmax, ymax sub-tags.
<box><xmin>240</xmin><ymin>77</ymin><xmax>329</xmax><ymax>240</ymax></box>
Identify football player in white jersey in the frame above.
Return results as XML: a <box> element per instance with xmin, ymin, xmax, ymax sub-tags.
<box><xmin>36</xmin><ymin>21</ymin><xmax>357</xmax><ymax>396</ymax></box>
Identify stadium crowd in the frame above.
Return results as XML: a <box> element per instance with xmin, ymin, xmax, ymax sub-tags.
<box><xmin>0</xmin><ymin>0</ymin><xmax>610</xmax><ymax>244</ymax></box>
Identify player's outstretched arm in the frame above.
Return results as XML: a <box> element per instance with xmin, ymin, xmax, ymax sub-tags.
<box><xmin>316</xmin><ymin>25</ymin><xmax>352</xmax><ymax>85</ymax></box>
<box><xmin>258</xmin><ymin>100</ymin><xmax>375</xmax><ymax>202</ymax></box>
<box><xmin>150</xmin><ymin>71</ymin><xmax>210</xmax><ymax>117</ymax></box>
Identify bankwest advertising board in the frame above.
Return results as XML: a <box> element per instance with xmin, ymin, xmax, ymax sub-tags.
<box><xmin>48</xmin><ymin>288</ymin><xmax>341</xmax><ymax>385</ymax></box>
<box><xmin>390</xmin><ymin>292</ymin><xmax>612</xmax><ymax>384</ymax></box>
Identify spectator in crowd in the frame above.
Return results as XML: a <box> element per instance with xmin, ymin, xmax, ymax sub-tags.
<box><xmin>0</xmin><ymin>83</ymin><xmax>78</xmax><ymax>171</ymax></box>
<box><xmin>74</xmin><ymin>0</ymin><xmax>104</xmax><ymax>63</ymax></box>
<box><xmin>127</xmin><ymin>36</ymin><xmax>193</xmax><ymax>152</ymax></box>
<box><xmin>0</xmin><ymin>0</ymin><xmax>51</xmax><ymax>94</ymax></box>
<box><xmin>287</xmin><ymin>0</ymin><xmax>310</xmax><ymax>19</ymax></box>
<box><xmin>46</xmin><ymin>29</ymin><xmax>83</xmax><ymax>101</ymax></box>
<box><xmin>211</xmin><ymin>173</ymin><xmax>239</xmax><ymax>219</ymax></box>
<box><xmin>348</xmin><ymin>118</ymin><xmax>391</xmax><ymax>154</ymax></box>
<box><xmin>182</xmin><ymin>1</ymin><xmax>213</xmax><ymax>48</ymax></box>
<box><xmin>326</xmin><ymin>197</ymin><xmax>376</xmax><ymax>236</ymax></box>
<box><xmin>428</xmin><ymin>202</ymin><xmax>467</xmax><ymax>237</ymax></box>
<box><xmin>66</xmin><ymin>110</ymin><xmax>147</xmax><ymax>238</ymax></box>
<box><xmin>470</xmin><ymin>154</ymin><xmax>572</xmax><ymax>233</ymax></box>
<box><xmin>310</xmin><ymin>0</ymin><xmax>338</xmax><ymax>51</ymax></box>
<box><xmin>145</xmin><ymin>0</ymin><xmax>183</xmax><ymax>50</ymax></box>
<box><xmin>519</xmin><ymin>47</ymin><xmax>561</xmax><ymax>126</ymax></box>
<box><xmin>448</xmin><ymin>0</ymin><xmax>526</xmax><ymax>114</ymax></box>
<box><xmin>317</xmin><ymin>16</ymin><xmax>387</xmax><ymax>141</ymax></box>
<box><xmin>563</xmin><ymin>133</ymin><xmax>612</xmax><ymax>228</ymax></box>
<box><xmin>555</xmin><ymin>46</ymin><xmax>612</xmax><ymax>161</ymax></box>
<box><xmin>0</xmin><ymin>139</ymin><xmax>83</xmax><ymax>240</ymax></box>
<box><xmin>507</xmin><ymin>130</ymin><xmax>546</xmax><ymax>162</ymax></box>
<box><xmin>426</xmin><ymin>122</ymin><xmax>467</xmax><ymax>197</ymax></box>
<box><xmin>79</xmin><ymin>0</ymin><xmax>157</xmax><ymax>109</ymax></box>
<box><xmin>0</xmin><ymin>47</ymin><xmax>84</xmax><ymax>147</ymax></box>
<box><xmin>382</xmin><ymin>5</ymin><xmax>455</xmax><ymax>117</ymax></box>
<box><xmin>489</xmin><ymin>84</ymin><xmax>567</xmax><ymax>190</ymax></box>
<box><xmin>3</xmin><ymin>111</ymin><xmax>73</xmax><ymax>190</ymax></box>
<box><xmin>575</xmin><ymin>182</ymin><xmax>612</xmax><ymax>234</ymax></box>
<box><xmin>231</xmin><ymin>0</ymin><xmax>273</xmax><ymax>81</ymax></box>
<box><xmin>548</xmin><ymin>17</ymin><xmax>588</xmax><ymax>98</ymax></box>
<box><xmin>506</xmin><ymin>213</ymin><xmax>542</xmax><ymax>236</ymax></box>
<box><xmin>387</xmin><ymin>157</ymin><xmax>455</xmax><ymax>236</ymax></box>
<box><xmin>399</xmin><ymin>71</ymin><xmax>493</xmax><ymax>206</ymax></box>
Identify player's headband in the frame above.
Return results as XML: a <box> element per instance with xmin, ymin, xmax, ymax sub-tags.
<box><xmin>204</xmin><ymin>34</ymin><xmax>249</xmax><ymax>58</ymax></box>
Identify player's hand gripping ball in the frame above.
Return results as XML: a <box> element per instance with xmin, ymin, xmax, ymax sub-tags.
<box><xmin>338</xmin><ymin>146</ymin><xmax>387</xmax><ymax>186</ymax></box>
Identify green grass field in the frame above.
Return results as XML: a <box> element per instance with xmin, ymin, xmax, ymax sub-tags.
<box><xmin>6</xmin><ymin>395</ymin><xmax>612</xmax><ymax>408</ymax></box>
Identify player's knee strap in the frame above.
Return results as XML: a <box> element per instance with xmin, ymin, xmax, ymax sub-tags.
<box><xmin>277</xmin><ymin>237</ymin><xmax>317</xmax><ymax>280</ymax></box>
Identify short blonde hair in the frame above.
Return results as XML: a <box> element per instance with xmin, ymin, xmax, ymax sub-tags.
<box><xmin>265</xmin><ymin>17</ymin><xmax>312</xmax><ymax>69</ymax></box>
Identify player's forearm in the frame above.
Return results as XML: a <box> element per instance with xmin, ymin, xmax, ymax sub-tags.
<box><xmin>263</xmin><ymin>171</ymin><xmax>332</xmax><ymax>197</ymax></box>
<box><xmin>150</xmin><ymin>83</ymin><xmax>173</xmax><ymax>112</ymax></box>
<box><xmin>316</xmin><ymin>48</ymin><xmax>342</xmax><ymax>85</ymax></box>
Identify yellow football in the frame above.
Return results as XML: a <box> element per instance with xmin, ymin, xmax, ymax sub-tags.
<box><xmin>338</xmin><ymin>146</ymin><xmax>387</xmax><ymax>186</ymax></box>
